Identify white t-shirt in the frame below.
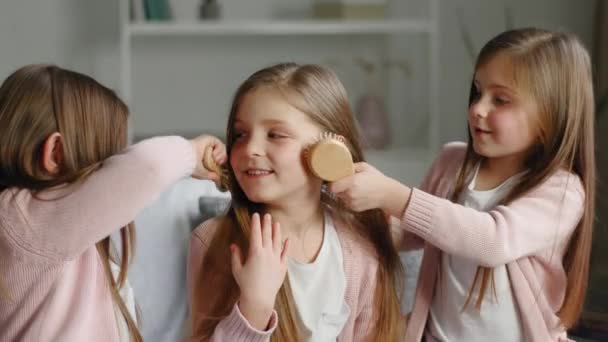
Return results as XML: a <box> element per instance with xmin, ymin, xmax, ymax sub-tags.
<box><xmin>287</xmin><ymin>212</ymin><xmax>351</xmax><ymax>342</ymax></box>
<box><xmin>426</xmin><ymin>164</ymin><xmax>524</xmax><ymax>342</ymax></box>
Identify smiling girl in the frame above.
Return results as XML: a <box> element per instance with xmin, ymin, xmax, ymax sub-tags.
<box><xmin>187</xmin><ymin>63</ymin><xmax>406</xmax><ymax>342</ymax></box>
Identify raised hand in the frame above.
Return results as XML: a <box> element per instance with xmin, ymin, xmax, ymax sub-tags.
<box><xmin>189</xmin><ymin>134</ymin><xmax>227</xmax><ymax>181</ymax></box>
<box><xmin>231</xmin><ymin>213</ymin><xmax>289</xmax><ymax>330</ymax></box>
<box><xmin>329</xmin><ymin>162</ymin><xmax>412</xmax><ymax>217</ymax></box>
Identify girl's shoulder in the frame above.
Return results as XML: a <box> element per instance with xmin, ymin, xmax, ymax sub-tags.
<box><xmin>533</xmin><ymin>168</ymin><xmax>585</xmax><ymax>203</ymax></box>
<box><xmin>433</xmin><ymin>142</ymin><xmax>468</xmax><ymax>172</ymax></box>
<box><xmin>420</xmin><ymin>142</ymin><xmax>468</xmax><ymax>195</ymax></box>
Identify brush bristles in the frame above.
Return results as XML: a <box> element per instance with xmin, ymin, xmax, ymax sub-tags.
<box><xmin>316</xmin><ymin>132</ymin><xmax>346</xmax><ymax>144</ymax></box>
<box><xmin>303</xmin><ymin>132</ymin><xmax>346</xmax><ymax>171</ymax></box>
<box><xmin>305</xmin><ymin>132</ymin><xmax>347</xmax><ymax>152</ymax></box>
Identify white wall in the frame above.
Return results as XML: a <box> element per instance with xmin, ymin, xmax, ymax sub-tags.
<box><xmin>0</xmin><ymin>0</ymin><xmax>119</xmax><ymax>87</ymax></box>
<box><xmin>438</xmin><ymin>0</ymin><xmax>596</xmax><ymax>144</ymax></box>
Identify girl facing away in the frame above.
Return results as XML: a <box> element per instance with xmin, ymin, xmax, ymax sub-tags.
<box><xmin>187</xmin><ymin>63</ymin><xmax>406</xmax><ymax>341</ymax></box>
<box><xmin>0</xmin><ymin>64</ymin><xmax>226</xmax><ymax>341</ymax></box>
<box><xmin>330</xmin><ymin>28</ymin><xmax>595</xmax><ymax>341</ymax></box>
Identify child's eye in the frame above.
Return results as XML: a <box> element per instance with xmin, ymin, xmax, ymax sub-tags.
<box><xmin>268</xmin><ymin>132</ymin><xmax>287</xmax><ymax>139</ymax></box>
<box><xmin>494</xmin><ymin>96</ymin><xmax>510</xmax><ymax>105</ymax></box>
<box><xmin>233</xmin><ymin>132</ymin><xmax>246</xmax><ymax>140</ymax></box>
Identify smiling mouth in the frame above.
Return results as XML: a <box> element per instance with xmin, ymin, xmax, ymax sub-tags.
<box><xmin>245</xmin><ymin>169</ymin><xmax>274</xmax><ymax>176</ymax></box>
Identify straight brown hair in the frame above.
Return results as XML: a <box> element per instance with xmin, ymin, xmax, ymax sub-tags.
<box><xmin>0</xmin><ymin>65</ymin><xmax>142</xmax><ymax>341</ymax></box>
<box><xmin>454</xmin><ymin>28</ymin><xmax>596</xmax><ymax>329</ymax></box>
<box><xmin>191</xmin><ymin>63</ymin><xmax>405</xmax><ymax>341</ymax></box>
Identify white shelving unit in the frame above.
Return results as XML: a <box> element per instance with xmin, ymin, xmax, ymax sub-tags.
<box><xmin>127</xmin><ymin>19</ymin><xmax>431</xmax><ymax>36</ymax></box>
<box><xmin>118</xmin><ymin>1</ymin><xmax>440</xmax><ymax>185</ymax></box>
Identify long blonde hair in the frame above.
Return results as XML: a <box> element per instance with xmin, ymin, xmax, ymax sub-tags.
<box><xmin>0</xmin><ymin>65</ymin><xmax>142</xmax><ymax>341</ymax></box>
<box><xmin>192</xmin><ymin>63</ymin><xmax>405</xmax><ymax>341</ymax></box>
<box><xmin>454</xmin><ymin>28</ymin><xmax>595</xmax><ymax>328</ymax></box>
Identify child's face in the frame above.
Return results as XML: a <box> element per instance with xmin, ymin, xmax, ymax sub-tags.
<box><xmin>230</xmin><ymin>86</ymin><xmax>323</xmax><ymax>206</ymax></box>
<box><xmin>468</xmin><ymin>53</ymin><xmax>539</xmax><ymax>163</ymax></box>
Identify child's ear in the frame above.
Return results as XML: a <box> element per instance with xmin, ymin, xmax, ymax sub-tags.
<box><xmin>41</xmin><ymin>132</ymin><xmax>64</xmax><ymax>175</ymax></box>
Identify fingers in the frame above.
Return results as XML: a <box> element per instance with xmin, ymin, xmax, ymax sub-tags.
<box><xmin>329</xmin><ymin>162</ymin><xmax>371</xmax><ymax>193</ymax></box>
<box><xmin>212</xmin><ymin>142</ymin><xmax>227</xmax><ymax>165</ymax></box>
<box><xmin>252</xmin><ymin>213</ymin><xmax>286</xmax><ymax>260</ymax></box>
<box><xmin>329</xmin><ymin>176</ymin><xmax>352</xmax><ymax>194</ymax></box>
<box><xmin>272</xmin><ymin>221</ymin><xmax>282</xmax><ymax>253</ymax></box>
<box><xmin>205</xmin><ymin>172</ymin><xmax>220</xmax><ymax>183</ymax></box>
<box><xmin>249</xmin><ymin>213</ymin><xmax>262</xmax><ymax>253</ymax></box>
<box><xmin>193</xmin><ymin>134</ymin><xmax>226</xmax><ymax>163</ymax></box>
<box><xmin>251</xmin><ymin>213</ymin><xmax>276</xmax><ymax>250</ymax></box>
<box><xmin>251</xmin><ymin>213</ymin><xmax>283</xmax><ymax>252</ymax></box>
<box><xmin>353</xmin><ymin>162</ymin><xmax>369</xmax><ymax>173</ymax></box>
<box><xmin>230</xmin><ymin>244</ymin><xmax>244</xmax><ymax>274</ymax></box>
<box><xmin>262</xmin><ymin>214</ymin><xmax>272</xmax><ymax>248</ymax></box>
<box><xmin>204</xmin><ymin>135</ymin><xmax>221</xmax><ymax>145</ymax></box>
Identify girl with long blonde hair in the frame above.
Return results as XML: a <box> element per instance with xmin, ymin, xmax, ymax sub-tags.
<box><xmin>0</xmin><ymin>64</ymin><xmax>225</xmax><ymax>341</ymax></box>
<box><xmin>331</xmin><ymin>28</ymin><xmax>596</xmax><ymax>341</ymax></box>
<box><xmin>188</xmin><ymin>63</ymin><xmax>405</xmax><ymax>341</ymax></box>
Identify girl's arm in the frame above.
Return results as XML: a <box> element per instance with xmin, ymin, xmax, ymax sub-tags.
<box><xmin>401</xmin><ymin>170</ymin><xmax>585</xmax><ymax>266</ymax></box>
<box><xmin>4</xmin><ymin>136</ymin><xmax>222</xmax><ymax>261</ymax></box>
<box><xmin>337</xmin><ymin>148</ymin><xmax>453</xmax><ymax>252</ymax></box>
<box><xmin>187</xmin><ymin>217</ymin><xmax>280</xmax><ymax>342</ymax></box>
<box><xmin>330</xmin><ymin>142</ymin><xmax>585</xmax><ymax>266</ymax></box>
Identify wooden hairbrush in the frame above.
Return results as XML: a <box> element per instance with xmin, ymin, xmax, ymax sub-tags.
<box><xmin>203</xmin><ymin>147</ymin><xmax>229</xmax><ymax>192</ymax></box>
<box><xmin>305</xmin><ymin>132</ymin><xmax>354</xmax><ymax>182</ymax></box>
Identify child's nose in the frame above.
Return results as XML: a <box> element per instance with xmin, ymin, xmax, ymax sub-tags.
<box><xmin>470</xmin><ymin>101</ymin><xmax>489</xmax><ymax>119</ymax></box>
<box><xmin>244</xmin><ymin>135</ymin><xmax>265</xmax><ymax>157</ymax></box>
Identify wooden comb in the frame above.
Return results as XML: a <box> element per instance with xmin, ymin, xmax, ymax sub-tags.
<box><xmin>305</xmin><ymin>132</ymin><xmax>354</xmax><ymax>182</ymax></box>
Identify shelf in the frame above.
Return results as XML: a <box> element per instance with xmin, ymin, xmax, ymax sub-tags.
<box><xmin>119</xmin><ymin>0</ymin><xmax>442</xmax><ymax>186</ymax></box>
<box><xmin>127</xmin><ymin>19</ymin><xmax>432</xmax><ymax>36</ymax></box>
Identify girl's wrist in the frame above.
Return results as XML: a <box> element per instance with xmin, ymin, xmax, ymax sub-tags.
<box><xmin>238</xmin><ymin>295</ymin><xmax>275</xmax><ymax>331</ymax></box>
<box><xmin>383</xmin><ymin>178</ymin><xmax>411</xmax><ymax>218</ymax></box>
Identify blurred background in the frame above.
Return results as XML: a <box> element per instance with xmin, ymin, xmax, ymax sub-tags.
<box><xmin>0</xmin><ymin>0</ymin><xmax>606</xmax><ymax>340</ymax></box>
